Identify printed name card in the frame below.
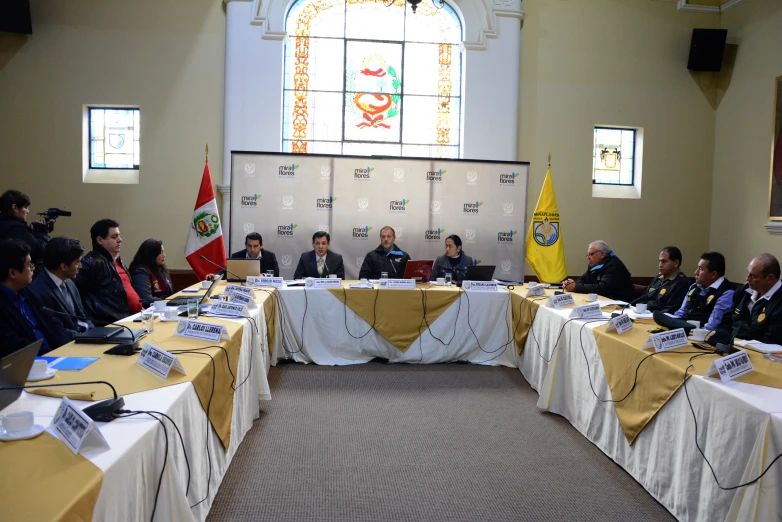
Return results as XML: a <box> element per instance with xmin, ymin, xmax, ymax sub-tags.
<box><xmin>225</xmin><ymin>284</ymin><xmax>253</xmax><ymax>296</ymax></box>
<box><xmin>305</xmin><ymin>278</ymin><xmax>343</xmax><ymax>289</ymax></box>
<box><xmin>526</xmin><ymin>284</ymin><xmax>546</xmax><ymax>297</ymax></box>
<box><xmin>462</xmin><ymin>281</ymin><xmax>498</xmax><ymax>292</ymax></box>
<box><xmin>229</xmin><ymin>291</ymin><xmax>258</xmax><ymax>309</ymax></box>
<box><xmin>137</xmin><ymin>343</ymin><xmax>186</xmax><ymax>379</ymax></box>
<box><xmin>547</xmin><ymin>293</ymin><xmax>576</xmax><ymax>309</ymax></box>
<box><xmin>642</xmin><ymin>328</ymin><xmax>689</xmax><ymax>352</ymax></box>
<box><xmin>569</xmin><ymin>303</ymin><xmax>604</xmax><ymax>319</ymax></box>
<box><xmin>49</xmin><ymin>397</ymin><xmax>110</xmax><ymax>455</ymax></box>
<box><xmin>706</xmin><ymin>350</ymin><xmax>754</xmax><ymax>383</ymax></box>
<box><xmin>378</xmin><ymin>279</ymin><xmax>416</xmax><ymax>289</ymax></box>
<box><xmin>246</xmin><ymin>276</ymin><xmax>283</xmax><ymax>288</ymax></box>
<box><xmin>605</xmin><ymin>314</ymin><xmax>633</xmax><ymax>335</ymax></box>
<box><xmin>174</xmin><ymin>319</ymin><xmax>230</xmax><ymax>342</ymax></box>
<box><xmin>209</xmin><ymin>301</ymin><xmax>248</xmax><ymax>317</ymax></box>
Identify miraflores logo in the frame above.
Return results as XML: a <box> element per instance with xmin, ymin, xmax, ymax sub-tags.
<box><xmin>357</xmin><ymin>198</ymin><xmax>369</xmax><ymax>211</ymax></box>
<box><xmin>352</xmin><ymin>226</ymin><xmax>373</xmax><ymax>240</ymax></box>
<box><xmin>320</xmin><ymin>166</ymin><xmax>331</xmax><ymax>178</ymax></box>
<box><xmin>281</xmin><ymin>255</ymin><xmax>293</xmax><ymax>267</ymax></box>
<box><xmin>395</xmin><ymin>227</ymin><xmax>403</xmax><ymax>238</ymax></box>
<box><xmin>318</xmin><ymin>224</ymin><xmax>329</xmax><ymax>233</ymax></box>
<box><xmin>277</xmin><ymin>223</ymin><xmax>298</xmax><ymax>238</ymax></box>
<box><xmin>241</xmin><ymin>193</ymin><xmax>261</xmax><ymax>207</ymax></box>
<box><xmin>463</xmin><ymin>201</ymin><xmax>483</xmax><ymax>215</ymax></box>
<box><xmin>244</xmin><ymin>163</ymin><xmax>256</xmax><ymax>177</ymax></box>
<box><xmin>316</xmin><ymin>196</ymin><xmax>337</xmax><ymax>210</ymax></box>
<box><xmin>243</xmin><ymin>223</ymin><xmax>255</xmax><ymax>234</ymax></box>
<box><xmin>475</xmin><ymin>259</ymin><xmax>482</xmax><ymax>265</ymax></box>
<box><xmin>424</xmin><ymin>227</ymin><xmax>445</xmax><ymax>242</ymax></box>
<box><xmin>466</xmin><ymin>171</ymin><xmax>478</xmax><ymax>185</ymax></box>
<box><xmin>499</xmin><ymin>171</ymin><xmax>520</xmax><ymax>185</ymax></box>
<box><xmin>279</xmin><ymin>164</ymin><xmax>299</xmax><ymax>178</ymax></box>
<box><xmin>465</xmin><ymin>228</ymin><xmax>476</xmax><ymax>242</ymax></box>
<box><xmin>356</xmin><ymin>256</ymin><xmax>365</xmax><ymax>269</ymax></box>
<box><xmin>430</xmin><ymin>200</ymin><xmax>441</xmax><ymax>214</ymax></box>
<box><xmin>503</xmin><ymin>203</ymin><xmax>514</xmax><ymax>216</ymax></box>
<box><xmin>282</xmin><ymin>195</ymin><xmax>294</xmax><ymax>209</ymax></box>
<box><xmin>497</xmin><ymin>229</ymin><xmax>518</xmax><ymax>243</ymax></box>
<box><xmin>389</xmin><ymin>199</ymin><xmax>410</xmax><ymax>212</ymax></box>
<box><xmin>501</xmin><ymin>260</ymin><xmax>512</xmax><ymax>273</ymax></box>
<box><xmin>426</xmin><ymin>169</ymin><xmax>446</xmax><ymax>183</ymax></box>
<box><xmin>393</xmin><ymin>168</ymin><xmax>405</xmax><ymax>182</ymax></box>
<box><xmin>354</xmin><ymin>166</ymin><xmax>374</xmax><ymax>180</ymax></box>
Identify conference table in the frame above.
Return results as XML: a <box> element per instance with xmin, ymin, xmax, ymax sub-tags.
<box><xmin>0</xmin><ymin>282</ymin><xmax>274</xmax><ymax>522</ymax></box>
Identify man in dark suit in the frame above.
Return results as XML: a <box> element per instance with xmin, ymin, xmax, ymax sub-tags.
<box><xmin>562</xmin><ymin>240</ymin><xmax>635</xmax><ymax>302</ymax></box>
<box><xmin>294</xmin><ymin>231</ymin><xmax>345</xmax><ymax>279</ymax></box>
<box><xmin>229</xmin><ymin>232</ymin><xmax>279</xmax><ymax>277</ymax></box>
<box><xmin>0</xmin><ymin>239</ymin><xmax>71</xmax><ymax>357</ymax></box>
<box><xmin>29</xmin><ymin>237</ymin><xmax>94</xmax><ymax>339</ymax></box>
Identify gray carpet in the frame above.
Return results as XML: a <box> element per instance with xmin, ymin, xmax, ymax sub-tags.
<box><xmin>207</xmin><ymin>362</ymin><xmax>675</xmax><ymax>522</ymax></box>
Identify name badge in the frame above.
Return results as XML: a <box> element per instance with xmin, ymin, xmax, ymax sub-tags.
<box><xmin>246</xmin><ymin>276</ymin><xmax>283</xmax><ymax>288</ymax></box>
<box><xmin>605</xmin><ymin>314</ymin><xmax>633</xmax><ymax>335</ymax></box>
<box><xmin>547</xmin><ymin>293</ymin><xmax>576</xmax><ymax>308</ymax></box>
<box><xmin>569</xmin><ymin>303</ymin><xmax>603</xmax><ymax>319</ymax></box>
<box><xmin>706</xmin><ymin>350</ymin><xmax>754</xmax><ymax>383</ymax></box>
<box><xmin>462</xmin><ymin>281</ymin><xmax>498</xmax><ymax>292</ymax></box>
<box><xmin>174</xmin><ymin>319</ymin><xmax>230</xmax><ymax>342</ymax></box>
<box><xmin>209</xmin><ymin>301</ymin><xmax>248</xmax><ymax>317</ymax></box>
<box><xmin>526</xmin><ymin>284</ymin><xmax>546</xmax><ymax>297</ymax></box>
<box><xmin>225</xmin><ymin>284</ymin><xmax>253</xmax><ymax>296</ymax></box>
<box><xmin>49</xmin><ymin>397</ymin><xmax>110</xmax><ymax>455</ymax></box>
<box><xmin>305</xmin><ymin>278</ymin><xmax>343</xmax><ymax>289</ymax></box>
<box><xmin>378</xmin><ymin>279</ymin><xmax>416</xmax><ymax>289</ymax></box>
<box><xmin>642</xmin><ymin>328</ymin><xmax>688</xmax><ymax>352</ymax></box>
<box><xmin>229</xmin><ymin>291</ymin><xmax>258</xmax><ymax>309</ymax></box>
<box><xmin>137</xmin><ymin>343</ymin><xmax>187</xmax><ymax>379</ymax></box>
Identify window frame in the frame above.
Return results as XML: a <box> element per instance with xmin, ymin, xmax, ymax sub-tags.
<box><xmin>592</xmin><ymin>126</ymin><xmax>636</xmax><ymax>187</ymax></box>
<box><xmin>87</xmin><ymin>106</ymin><xmax>140</xmax><ymax>171</ymax></box>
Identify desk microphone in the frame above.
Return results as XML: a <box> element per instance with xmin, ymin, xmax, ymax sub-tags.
<box><xmin>43</xmin><ymin>307</ymin><xmax>140</xmax><ymax>356</ymax></box>
<box><xmin>200</xmin><ymin>255</ymin><xmax>244</xmax><ymax>281</ymax></box>
<box><xmin>611</xmin><ymin>294</ymin><xmax>647</xmax><ymax>318</ymax></box>
<box><xmin>0</xmin><ymin>380</ymin><xmax>124</xmax><ymax>422</ymax></box>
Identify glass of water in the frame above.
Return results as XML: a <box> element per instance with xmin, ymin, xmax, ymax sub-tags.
<box><xmin>140</xmin><ymin>307</ymin><xmax>154</xmax><ymax>333</ymax></box>
<box><xmin>266</xmin><ymin>271</ymin><xmax>274</xmax><ymax>277</ymax></box>
<box><xmin>445</xmin><ymin>272</ymin><xmax>453</xmax><ymax>286</ymax></box>
<box><xmin>187</xmin><ymin>299</ymin><xmax>199</xmax><ymax>320</ymax></box>
<box><xmin>380</xmin><ymin>272</ymin><xmax>389</xmax><ymax>281</ymax></box>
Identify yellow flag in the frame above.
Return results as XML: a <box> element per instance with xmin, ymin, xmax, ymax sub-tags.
<box><xmin>526</xmin><ymin>166</ymin><xmax>567</xmax><ymax>283</ymax></box>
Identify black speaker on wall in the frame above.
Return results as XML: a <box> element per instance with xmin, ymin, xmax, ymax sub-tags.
<box><xmin>0</xmin><ymin>0</ymin><xmax>32</xmax><ymax>35</ymax></box>
<box><xmin>687</xmin><ymin>28</ymin><xmax>728</xmax><ymax>72</ymax></box>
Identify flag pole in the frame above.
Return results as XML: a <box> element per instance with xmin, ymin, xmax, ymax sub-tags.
<box><xmin>548</xmin><ymin>152</ymin><xmax>551</xmax><ymax>167</ymax></box>
<box><xmin>205</xmin><ymin>143</ymin><xmax>209</xmax><ymax>162</ymax></box>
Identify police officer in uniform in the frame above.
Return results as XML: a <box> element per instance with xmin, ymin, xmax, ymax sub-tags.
<box><xmin>637</xmin><ymin>246</ymin><xmax>690</xmax><ymax>313</ymax></box>
<box><xmin>672</xmin><ymin>252</ymin><xmax>734</xmax><ymax>330</ymax></box>
<box><xmin>711</xmin><ymin>253</ymin><xmax>782</xmax><ymax>345</ymax></box>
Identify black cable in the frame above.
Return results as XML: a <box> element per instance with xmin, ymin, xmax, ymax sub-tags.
<box><xmin>254</xmin><ymin>287</ymin><xmax>305</xmax><ymax>355</ymax></box>
<box><xmin>341</xmin><ymin>286</ymin><xmax>380</xmax><ymax>339</ymax></box>
<box><xmin>462</xmin><ymin>290</ymin><xmax>515</xmax><ymax>363</ymax></box>
<box><xmin>417</xmin><ymin>286</ymin><xmax>462</xmax><ymax>346</ymax></box>
<box><xmin>518</xmin><ymin>294</ymin><xmax>555</xmax><ymax>361</ymax></box>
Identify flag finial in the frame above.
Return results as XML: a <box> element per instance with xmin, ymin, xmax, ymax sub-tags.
<box><xmin>205</xmin><ymin>144</ymin><xmax>209</xmax><ymax>159</ymax></box>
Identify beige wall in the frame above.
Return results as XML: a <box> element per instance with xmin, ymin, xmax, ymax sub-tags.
<box><xmin>710</xmin><ymin>0</ymin><xmax>782</xmax><ymax>281</ymax></box>
<box><xmin>0</xmin><ymin>0</ymin><xmax>226</xmax><ymax>269</ymax></box>
<box><xmin>519</xmin><ymin>0</ymin><xmax>719</xmax><ymax>278</ymax></box>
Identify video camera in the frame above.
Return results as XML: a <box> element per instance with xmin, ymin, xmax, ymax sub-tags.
<box><xmin>37</xmin><ymin>207</ymin><xmax>71</xmax><ymax>233</ymax></box>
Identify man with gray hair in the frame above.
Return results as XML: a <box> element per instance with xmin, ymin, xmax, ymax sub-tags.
<box><xmin>563</xmin><ymin>240</ymin><xmax>635</xmax><ymax>302</ymax></box>
<box><xmin>711</xmin><ymin>253</ymin><xmax>782</xmax><ymax>345</ymax></box>
<box><xmin>359</xmin><ymin>226</ymin><xmax>410</xmax><ymax>279</ymax></box>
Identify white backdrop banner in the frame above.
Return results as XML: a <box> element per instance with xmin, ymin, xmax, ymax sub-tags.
<box><xmin>230</xmin><ymin>152</ymin><xmax>529</xmax><ymax>280</ymax></box>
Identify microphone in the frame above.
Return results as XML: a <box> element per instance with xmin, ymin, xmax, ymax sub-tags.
<box><xmin>0</xmin><ymin>380</ymin><xmax>124</xmax><ymax>422</ymax></box>
<box><xmin>200</xmin><ymin>255</ymin><xmax>244</xmax><ymax>281</ymax></box>
<box><xmin>611</xmin><ymin>293</ymin><xmax>647</xmax><ymax>317</ymax></box>
<box><xmin>43</xmin><ymin>307</ymin><xmax>140</xmax><ymax>356</ymax></box>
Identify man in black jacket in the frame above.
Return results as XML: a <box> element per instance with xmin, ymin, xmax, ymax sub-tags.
<box><xmin>29</xmin><ymin>237</ymin><xmax>93</xmax><ymax>339</ymax></box>
<box><xmin>359</xmin><ymin>226</ymin><xmax>410</xmax><ymax>280</ymax></box>
<box><xmin>229</xmin><ymin>232</ymin><xmax>279</xmax><ymax>277</ymax></box>
<box><xmin>0</xmin><ymin>239</ymin><xmax>71</xmax><ymax>358</ymax></box>
<box><xmin>563</xmin><ymin>240</ymin><xmax>635</xmax><ymax>302</ymax></box>
<box><xmin>0</xmin><ymin>190</ymin><xmax>49</xmax><ymax>274</ymax></box>
<box><xmin>637</xmin><ymin>246</ymin><xmax>691</xmax><ymax>313</ymax></box>
<box><xmin>294</xmin><ymin>231</ymin><xmax>345</xmax><ymax>279</ymax></box>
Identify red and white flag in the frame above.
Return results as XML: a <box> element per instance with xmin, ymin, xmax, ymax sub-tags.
<box><xmin>185</xmin><ymin>159</ymin><xmax>226</xmax><ymax>279</ymax></box>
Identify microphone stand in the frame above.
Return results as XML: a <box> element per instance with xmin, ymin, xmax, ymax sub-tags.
<box><xmin>43</xmin><ymin>307</ymin><xmax>140</xmax><ymax>356</ymax></box>
<box><xmin>0</xmin><ymin>381</ymin><xmax>124</xmax><ymax>422</ymax></box>
<box><xmin>200</xmin><ymin>255</ymin><xmax>244</xmax><ymax>281</ymax></box>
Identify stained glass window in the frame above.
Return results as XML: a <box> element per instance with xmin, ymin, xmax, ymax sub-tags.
<box><xmin>592</xmin><ymin>127</ymin><xmax>635</xmax><ymax>185</ymax></box>
<box><xmin>89</xmin><ymin>108</ymin><xmax>140</xmax><ymax>169</ymax></box>
<box><xmin>283</xmin><ymin>0</ymin><xmax>462</xmax><ymax>158</ymax></box>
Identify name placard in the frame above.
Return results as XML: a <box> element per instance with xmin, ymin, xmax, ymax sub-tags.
<box><xmin>526</xmin><ymin>284</ymin><xmax>546</xmax><ymax>297</ymax></box>
<box><xmin>225</xmin><ymin>284</ymin><xmax>253</xmax><ymax>296</ymax></box>
<box><xmin>605</xmin><ymin>314</ymin><xmax>633</xmax><ymax>335</ymax></box>
<box><xmin>49</xmin><ymin>397</ymin><xmax>110</xmax><ymax>455</ymax></box>
<box><xmin>246</xmin><ymin>276</ymin><xmax>283</xmax><ymax>288</ymax></box>
<box><xmin>706</xmin><ymin>350</ymin><xmax>754</xmax><ymax>383</ymax></box>
<box><xmin>378</xmin><ymin>279</ymin><xmax>416</xmax><ymax>289</ymax></box>
<box><xmin>174</xmin><ymin>320</ymin><xmax>230</xmax><ymax>342</ymax></box>
<box><xmin>462</xmin><ymin>281</ymin><xmax>498</xmax><ymax>292</ymax></box>
<box><xmin>305</xmin><ymin>278</ymin><xmax>343</xmax><ymax>289</ymax></box>
<box><xmin>642</xmin><ymin>328</ymin><xmax>689</xmax><ymax>352</ymax></box>
<box><xmin>229</xmin><ymin>291</ymin><xmax>257</xmax><ymax>309</ymax></box>
<box><xmin>569</xmin><ymin>303</ymin><xmax>604</xmax><ymax>319</ymax></box>
<box><xmin>137</xmin><ymin>343</ymin><xmax>186</xmax><ymax>379</ymax></box>
<box><xmin>547</xmin><ymin>293</ymin><xmax>576</xmax><ymax>308</ymax></box>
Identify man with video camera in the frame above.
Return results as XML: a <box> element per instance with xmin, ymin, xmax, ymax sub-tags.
<box><xmin>0</xmin><ymin>190</ymin><xmax>50</xmax><ymax>275</ymax></box>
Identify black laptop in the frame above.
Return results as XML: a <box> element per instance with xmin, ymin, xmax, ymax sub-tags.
<box><xmin>167</xmin><ymin>274</ymin><xmax>223</xmax><ymax>307</ymax></box>
<box><xmin>464</xmin><ymin>265</ymin><xmax>496</xmax><ymax>282</ymax></box>
<box><xmin>0</xmin><ymin>340</ymin><xmax>42</xmax><ymax>411</ymax></box>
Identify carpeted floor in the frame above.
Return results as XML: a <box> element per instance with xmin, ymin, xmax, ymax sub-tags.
<box><xmin>207</xmin><ymin>361</ymin><xmax>675</xmax><ymax>522</ymax></box>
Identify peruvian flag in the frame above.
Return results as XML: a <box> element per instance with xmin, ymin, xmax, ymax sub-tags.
<box><xmin>185</xmin><ymin>159</ymin><xmax>227</xmax><ymax>279</ymax></box>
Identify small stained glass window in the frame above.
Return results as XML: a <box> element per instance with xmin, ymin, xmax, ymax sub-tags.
<box><xmin>593</xmin><ymin>127</ymin><xmax>635</xmax><ymax>185</ymax></box>
<box><xmin>89</xmin><ymin>108</ymin><xmax>140</xmax><ymax>169</ymax></box>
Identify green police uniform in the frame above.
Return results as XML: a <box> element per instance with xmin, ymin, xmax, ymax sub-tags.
<box><xmin>711</xmin><ymin>282</ymin><xmax>782</xmax><ymax>345</ymax></box>
<box><xmin>639</xmin><ymin>271</ymin><xmax>690</xmax><ymax>313</ymax></box>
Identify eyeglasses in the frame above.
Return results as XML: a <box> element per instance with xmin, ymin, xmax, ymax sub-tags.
<box><xmin>586</xmin><ymin>251</ymin><xmax>601</xmax><ymax>259</ymax></box>
<box><xmin>747</xmin><ymin>272</ymin><xmax>763</xmax><ymax>281</ymax></box>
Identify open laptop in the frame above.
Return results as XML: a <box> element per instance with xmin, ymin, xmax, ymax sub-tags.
<box><xmin>226</xmin><ymin>259</ymin><xmax>262</xmax><ymax>282</ymax></box>
<box><xmin>464</xmin><ymin>265</ymin><xmax>496</xmax><ymax>282</ymax></box>
<box><xmin>0</xmin><ymin>340</ymin><xmax>42</xmax><ymax>411</ymax></box>
<box><xmin>167</xmin><ymin>273</ymin><xmax>223</xmax><ymax>307</ymax></box>
<box><xmin>403</xmin><ymin>260</ymin><xmax>434</xmax><ymax>282</ymax></box>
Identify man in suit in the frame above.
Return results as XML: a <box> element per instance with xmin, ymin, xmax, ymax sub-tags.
<box><xmin>294</xmin><ymin>231</ymin><xmax>345</xmax><ymax>279</ymax></box>
<box><xmin>230</xmin><ymin>232</ymin><xmax>279</xmax><ymax>277</ymax></box>
<box><xmin>29</xmin><ymin>236</ymin><xmax>94</xmax><ymax>338</ymax></box>
<box><xmin>562</xmin><ymin>240</ymin><xmax>635</xmax><ymax>302</ymax></box>
<box><xmin>0</xmin><ymin>239</ymin><xmax>70</xmax><ymax>357</ymax></box>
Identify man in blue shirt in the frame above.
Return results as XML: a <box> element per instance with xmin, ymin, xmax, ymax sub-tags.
<box><xmin>0</xmin><ymin>239</ymin><xmax>70</xmax><ymax>358</ymax></box>
<box><xmin>673</xmin><ymin>251</ymin><xmax>734</xmax><ymax>330</ymax></box>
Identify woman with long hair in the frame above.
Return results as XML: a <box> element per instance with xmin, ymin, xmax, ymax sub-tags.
<box><xmin>129</xmin><ymin>239</ymin><xmax>174</xmax><ymax>305</ymax></box>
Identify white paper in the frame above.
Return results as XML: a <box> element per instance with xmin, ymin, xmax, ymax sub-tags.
<box><xmin>642</xmin><ymin>328</ymin><xmax>689</xmax><ymax>352</ymax></box>
<box><xmin>462</xmin><ymin>281</ymin><xmax>498</xmax><ymax>292</ymax></box>
<box><xmin>568</xmin><ymin>303</ymin><xmax>604</xmax><ymax>319</ymax></box>
<box><xmin>174</xmin><ymin>320</ymin><xmax>230</xmax><ymax>342</ymax></box>
<box><xmin>605</xmin><ymin>314</ymin><xmax>633</xmax><ymax>334</ymax></box>
<box><xmin>547</xmin><ymin>294</ymin><xmax>576</xmax><ymax>308</ymax></box>
<box><xmin>705</xmin><ymin>350</ymin><xmax>754</xmax><ymax>383</ymax></box>
<box><xmin>247</xmin><ymin>276</ymin><xmax>283</xmax><ymax>288</ymax></box>
<box><xmin>378</xmin><ymin>279</ymin><xmax>416</xmax><ymax>290</ymax></box>
<box><xmin>49</xmin><ymin>397</ymin><xmax>110</xmax><ymax>455</ymax></box>
<box><xmin>733</xmin><ymin>340</ymin><xmax>782</xmax><ymax>354</ymax></box>
<box><xmin>138</xmin><ymin>344</ymin><xmax>186</xmax><ymax>379</ymax></box>
<box><xmin>305</xmin><ymin>278</ymin><xmax>343</xmax><ymax>289</ymax></box>
<box><xmin>209</xmin><ymin>301</ymin><xmax>248</xmax><ymax>317</ymax></box>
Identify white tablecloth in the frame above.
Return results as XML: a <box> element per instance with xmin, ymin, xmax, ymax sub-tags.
<box><xmin>274</xmin><ymin>286</ymin><xmax>517</xmax><ymax>367</ymax></box>
<box><xmin>519</xmin><ymin>304</ymin><xmax>782</xmax><ymax>522</ymax></box>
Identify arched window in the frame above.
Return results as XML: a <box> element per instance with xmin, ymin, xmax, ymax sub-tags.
<box><xmin>282</xmin><ymin>0</ymin><xmax>463</xmax><ymax>158</ymax></box>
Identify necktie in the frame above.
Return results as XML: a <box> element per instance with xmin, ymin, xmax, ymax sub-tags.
<box><xmin>317</xmin><ymin>256</ymin><xmax>324</xmax><ymax>276</ymax></box>
<box><xmin>61</xmin><ymin>284</ymin><xmax>74</xmax><ymax>314</ymax></box>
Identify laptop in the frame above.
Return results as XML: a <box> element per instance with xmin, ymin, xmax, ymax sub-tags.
<box><xmin>226</xmin><ymin>259</ymin><xmax>261</xmax><ymax>282</ymax></box>
<box><xmin>653</xmin><ymin>310</ymin><xmax>697</xmax><ymax>333</ymax></box>
<box><xmin>0</xmin><ymin>340</ymin><xmax>42</xmax><ymax>411</ymax></box>
<box><xmin>403</xmin><ymin>260</ymin><xmax>434</xmax><ymax>282</ymax></box>
<box><xmin>167</xmin><ymin>274</ymin><xmax>223</xmax><ymax>307</ymax></box>
<box><xmin>464</xmin><ymin>265</ymin><xmax>496</xmax><ymax>282</ymax></box>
